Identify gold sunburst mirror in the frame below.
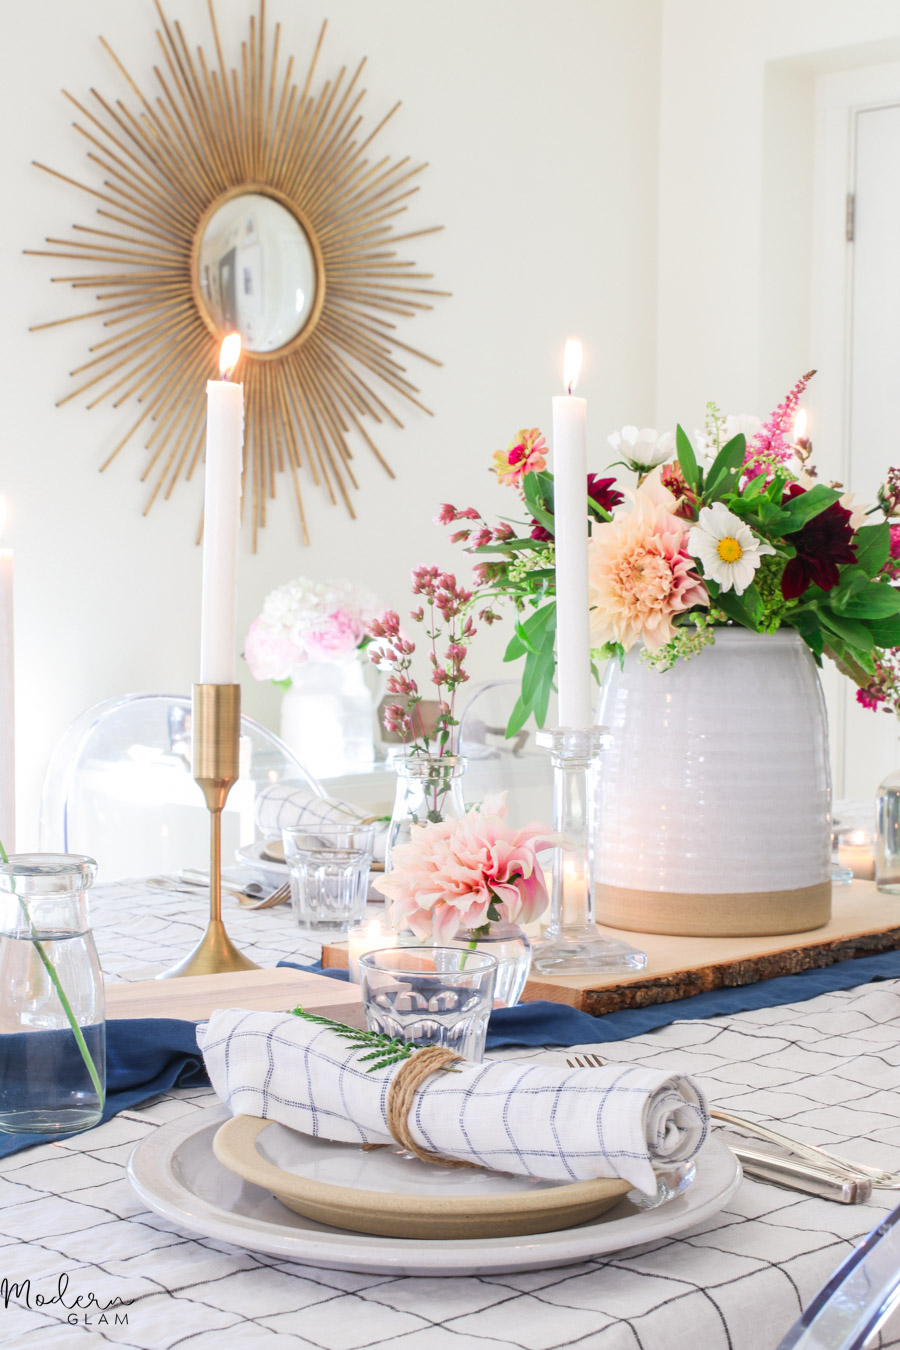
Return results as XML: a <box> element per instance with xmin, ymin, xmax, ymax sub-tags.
<box><xmin>28</xmin><ymin>1</ymin><xmax>446</xmax><ymax>548</ymax></box>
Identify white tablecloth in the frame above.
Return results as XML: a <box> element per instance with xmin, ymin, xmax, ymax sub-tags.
<box><xmin>1</xmin><ymin>880</ymin><xmax>899</xmax><ymax>1349</ymax></box>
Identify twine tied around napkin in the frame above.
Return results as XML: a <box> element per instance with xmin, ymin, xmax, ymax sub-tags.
<box><xmin>381</xmin><ymin>1045</ymin><xmax>475</xmax><ymax>1168</ymax></box>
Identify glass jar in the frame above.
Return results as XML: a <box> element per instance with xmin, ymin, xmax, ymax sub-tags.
<box><xmin>398</xmin><ymin>922</ymin><xmax>532</xmax><ymax>1008</ymax></box>
<box><xmin>876</xmin><ymin>769</ymin><xmax>900</xmax><ymax>893</ymax></box>
<box><xmin>385</xmin><ymin>753</ymin><xmax>467</xmax><ymax>871</ymax></box>
<box><xmin>280</xmin><ymin>659</ymin><xmax>375</xmax><ymax>777</ymax></box>
<box><xmin>0</xmin><ymin>855</ymin><xmax>105</xmax><ymax>1135</ymax></box>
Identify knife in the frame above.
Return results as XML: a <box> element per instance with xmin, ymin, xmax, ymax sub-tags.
<box><xmin>732</xmin><ymin>1146</ymin><xmax>872</xmax><ymax>1204</ymax></box>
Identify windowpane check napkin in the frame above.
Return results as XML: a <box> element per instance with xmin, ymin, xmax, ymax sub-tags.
<box><xmin>198</xmin><ymin>1009</ymin><xmax>709</xmax><ymax>1194</ymax></box>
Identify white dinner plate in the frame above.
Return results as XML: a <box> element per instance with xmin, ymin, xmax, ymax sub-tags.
<box><xmin>127</xmin><ymin>1106</ymin><xmax>743</xmax><ymax>1276</ymax></box>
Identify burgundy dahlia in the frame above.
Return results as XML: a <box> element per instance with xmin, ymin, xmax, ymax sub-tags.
<box><xmin>780</xmin><ymin>484</ymin><xmax>856</xmax><ymax>600</ymax></box>
<box><xmin>529</xmin><ymin>474</ymin><xmax>623</xmax><ymax>542</ymax></box>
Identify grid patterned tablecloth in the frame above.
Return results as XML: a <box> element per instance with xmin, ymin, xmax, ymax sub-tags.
<box><xmin>1</xmin><ymin>880</ymin><xmax>900</xmax><ymax>1350</ymax></box>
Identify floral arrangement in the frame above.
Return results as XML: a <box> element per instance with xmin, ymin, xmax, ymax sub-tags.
<box><xmin>373</xmin><ymin>794</ymin><xmax>554</xmax><ymax>943</ymax></box>
<box><xmin>369</xmin><ymin>566</ymin><xmax>476</xmax><ymax>756</ymax></box>
<box><xmin>244</xmin><ymin>576</ymin><xmax>382</xmax><ymax>685</ymax></box>
<box><xmin>440</xmin><ymin>373</ymin><xmax>900</xmax><ymax>731</ymax></box>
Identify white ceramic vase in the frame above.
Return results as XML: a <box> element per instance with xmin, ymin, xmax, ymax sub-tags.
<box><xmin>593</xmin><ymin>628</ymin><xmax>832</xmax><ymax>936</ymax></box>
<box><xmin>280</xmin><ymin>660</ymin><xmax>375</xmax><ymax>779</ymax></box>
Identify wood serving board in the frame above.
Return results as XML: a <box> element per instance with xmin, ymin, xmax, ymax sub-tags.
<box><xmin>105</xmin><ymin>967</ymin><xmax>365</xmax><ymax>1028</ymax></box>
<box><xmin>322</xmin><ymin>881</ymin><xmax>900</xmax><ymax>1017</ymax></box>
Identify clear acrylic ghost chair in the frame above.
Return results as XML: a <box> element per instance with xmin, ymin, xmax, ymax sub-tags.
<box><xmin>39</xmin><ymin>692</ymin><xmax>322</xmax><ymax>882</ymax></box>
<box><xmin>457</xmin><ymin>678</ymin><xmax>554</xmax><ymax>826</ymax></box>
<box><xmin>776</xmin><ymin>1202</ymin><xmax>900</xmax><ymax>1349</ymax></box>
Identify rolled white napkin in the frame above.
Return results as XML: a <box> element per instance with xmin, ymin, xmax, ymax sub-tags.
<box><xmin>254</xmin><ymin>783</ymin><xmax>388</xmax><ymax>862</ymax></box>
<box><xmin>198</xmin><ymin>1009</ymin><xmax>708</xmax><ymax>1194</ymax></box>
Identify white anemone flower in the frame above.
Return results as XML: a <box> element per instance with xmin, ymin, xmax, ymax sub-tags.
<box><xmin>724</xmin><ymin>413</ymin><xmax>762</xmax><ymax>443</ymax></box>
<box><xmin>607</xmin><ymin>426</ymin><xmax>674</xmax><ymax>473</ymax></box>
<box><xmin>687</xmin><ymin>502</ymin><xmax>775</xmax><ymax>595</ymax></box>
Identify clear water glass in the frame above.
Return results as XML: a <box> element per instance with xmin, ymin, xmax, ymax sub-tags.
<box><xmin>0</xmin><ymin>854</ymin><xmax>105</xmax><ymax>1135</ymax></box>
<box><xmin>282</xmin><ymin>822</ymin><xmax>375</xmax><ymax>935</ymax></box>
<box><xmin>359</xmin><ymin>948</ymin><xmax>498</xmax><ymax>1063</ymax></box>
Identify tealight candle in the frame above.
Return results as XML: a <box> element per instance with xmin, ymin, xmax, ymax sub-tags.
<box><xmin>836</xmin><ymin>827</ymin><xmax>875</xmax><ymax>881</ymax></box>
<box><xmin>347</xmin><ymin>917</ymin><xmax>398</xmax><ymax>983</ymax></box>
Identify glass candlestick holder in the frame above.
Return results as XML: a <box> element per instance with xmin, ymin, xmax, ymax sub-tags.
<box><xmin>534</xmin><ymin>726</ymin><xmax>646</xmax><ymax>975</ymax></box>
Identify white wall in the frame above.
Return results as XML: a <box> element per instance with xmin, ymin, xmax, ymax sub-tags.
<box><xmin>0</xmin><ymin>0</ymin><xmax>662</xmax><ymax>846</ymax></box>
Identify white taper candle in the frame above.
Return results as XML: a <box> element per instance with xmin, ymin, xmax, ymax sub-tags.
<box><xmin>200</xmin><ymin>335</ymin><xmax>244</xmax><ymax>684</ymax></box>
<box><xmin>552</xmin><ymin>339</ymin><xmax>592</xmax><ymax>729</ymax></box>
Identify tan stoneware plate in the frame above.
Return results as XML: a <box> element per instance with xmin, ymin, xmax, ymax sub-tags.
<box><xmin>213</xmin><ymin>1115</ymin><xmax>632</xmax><ymax>1241</ymax></box>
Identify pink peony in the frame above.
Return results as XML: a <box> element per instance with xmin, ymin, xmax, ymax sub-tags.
<box><xmin>373</xmin><ymin>796</ymin><xmax>555</xmax><ymax>944</ymax></box>
<box><xmin>588</xmin><ymin>484</ymin><xmax>708</xmax><ymax>652</ymax></box>
<box><xmin>304</xmin><ymin>609</ymin><xmax>364</xmax><ymax>662</ymax></box>
<box><xmin>243</xmin><ymin>617</ymin><xmax>301</xmax><ymax>682</ymax></box>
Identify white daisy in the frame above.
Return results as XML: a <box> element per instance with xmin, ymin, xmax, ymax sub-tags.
<box><xmin>687</xmin><ymin>502</ymin><xmax>775</xmax><ymax>595</ymax></box>
<box><xmin>607</xmin><ymin>426</ymin><xmax>674</xmax><ymax>473</ymax></box>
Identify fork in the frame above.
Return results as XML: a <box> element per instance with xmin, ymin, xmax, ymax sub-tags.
<box><xmin>566</xmin><ymin>1052</ymin><xmax>900</xmax><ymax>1190</ymax></box>
<box><xmin>239</xmin><ymin>880</ymin><xmax>291</xmax><ymax>909</ymax></box>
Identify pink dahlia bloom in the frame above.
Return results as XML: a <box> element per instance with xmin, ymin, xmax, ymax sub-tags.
<box><xmin>373</xmin><ymin>795</ymin><xmax>555</xmax><ymax>944</ymax></box>
<box><xmin>588</xmin><ymin>485</ymin><xmax>708</xmax><ymax>652</ymax></box>
<box><xmin>243</xmin><ymin>617</ymin><xmax>301</xmax><ymax>682</ymax></box>
<box><xmin>304</xmin><ymin>608</ymin><xmax>364</xmax><ymax>662</ymax></box>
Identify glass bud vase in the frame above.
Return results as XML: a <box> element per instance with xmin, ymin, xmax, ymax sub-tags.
<box><xmin>385</xmin><ymin>753</ymin><xmax>467</xmax><ymax>871</ymax></box>
<box><xmin>876</xmin><ymin>767</ymin><xmax>900</xmax><ymax>893</ymax></box>
<box><xmin>0</xmin><ymin>854</ymin><xmax>106</xmax><ymax>1135</ymax></box>
<box><xmin>454</xmin><ymin>923</ymin><xmax>532</xmax><ymax>1008</ymax></box>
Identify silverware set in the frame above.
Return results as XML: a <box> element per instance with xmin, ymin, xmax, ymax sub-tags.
<box><xmin>566</xmin><ymin>1052</ymin><xmax>900</xmax><ymax>1204</ymax></box>
<box><xmin>145</xmin><ymin>872</ymin><xmax>291</xmax><ymax>909</ymax></box>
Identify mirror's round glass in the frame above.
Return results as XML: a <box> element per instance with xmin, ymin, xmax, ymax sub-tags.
<box><xmin>196</xmin><ymin>193</ymin><xmax>317</xmax><ymax>352</ymax></box>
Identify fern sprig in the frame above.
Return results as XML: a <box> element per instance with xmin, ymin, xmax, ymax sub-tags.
<box><xmin>289</xmin><ymin>1006</ymin><xmax>460</xmax><ymax>1073</ymax></box>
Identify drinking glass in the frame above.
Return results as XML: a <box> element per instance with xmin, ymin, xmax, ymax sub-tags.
<box><xmin>0</xmin><ymin>854</ymin><xmax>105</xmax><ymax>1135</ymax></box>
<box><xmin>359</xmin><ymin>948</ymin><xmax>498</xmax><ymax>1063</ymax></box>
<box><xmin>282</xmin><ymin>822</ymin><xmax>375</xmax><ymax>935</ymax></box>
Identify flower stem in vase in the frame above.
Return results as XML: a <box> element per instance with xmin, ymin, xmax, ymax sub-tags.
<box><xmin>533</xmin><ymin>727</ymin><xmax>646</xmax><ymax>974</ymax></box>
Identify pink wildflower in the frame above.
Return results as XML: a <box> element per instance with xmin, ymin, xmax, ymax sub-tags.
<box><xmin>744</xmin><ymin>370</ymin><xmax>816</xmax><ymax>480</ymax></box>
<box><xmin>372</xmin><ymin>796</ymin><xmax>556</xmax><ymax>947</ymax></box>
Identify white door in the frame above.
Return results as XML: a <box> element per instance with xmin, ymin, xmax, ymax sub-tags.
<box><xmin>844</xmin><ymin>101</ymin><xmax>900</xmax><ymax>799</ymax></box>
<box><xmin>812</xmin><ymin>65</ymin><xmax>900</xmax><ymax>802</ymax></box>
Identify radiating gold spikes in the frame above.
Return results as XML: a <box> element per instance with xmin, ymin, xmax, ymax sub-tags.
<box><xmin>29</xmin><ymin>0</ymin><xmax>444</xmax><ymax>548</ymax></box>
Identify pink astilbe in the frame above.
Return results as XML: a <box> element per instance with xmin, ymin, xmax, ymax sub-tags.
<box><xmin>743</xmin><ymin>369</ymin><xmax>816</xmax><ymax>480</ymax></box>
<box><xmin>372</xmin><ymin>795</ymin><xmax>556</xmax><ymax>944</ymax></box>
<box><xmin>588</xmin><ymin>484</ymin><xmax>708</xmax><ymax>652</ymax></box>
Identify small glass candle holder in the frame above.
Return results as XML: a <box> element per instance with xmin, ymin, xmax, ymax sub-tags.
<box><xmin>534</xmin><ymin>726</ymin><xmax>646</xmax><ymax>974</ymax></box>
<box><xmin>347</xmin><ymin>917</ymin><xmax>398</xmax><ymax>982</ymax></box>
<box><xmin>359</xmin><ymin>948</ymin><xmax>498</xmax><ymax>1063</ymax></box>
<box><xmin>282</xmin><ymin>822</ymin><xmax>375</xmax><ymax>936</ymax></box>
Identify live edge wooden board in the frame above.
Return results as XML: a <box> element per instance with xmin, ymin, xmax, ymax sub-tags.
<box><xmin>322</xmin><ymin>881</ymin><xmax>900</xmax><ymax>1018</ymax></box>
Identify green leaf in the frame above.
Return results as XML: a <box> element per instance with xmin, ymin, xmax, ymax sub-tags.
<box><xmin>704</xmin><ymin>434</ymin><xmax>746</xmax><ymax>499</ymax></box>
<box><xmin>841</xmin><ymin>584</ymin><xmax>900</xmax><ymax>619</ymax></box>
<box><xmin>522</xmin><ymin>473</ymin><xmax>555</xmax><ymax>532</ymax></box>
<box><xmin>817</xmin><ymin>609</ymin><xmax>873</xmax><ymax>651</ymax></box>
<box><xmin>741</xmin><ymin>473</ymin><xmax>767</xmax><ymax>502</ymax></box>
<box><xmin>715</xmin><ymin>589</ymin><xmax>759</xmax><ymax>630</ymax></box>
<box><xmin>867</xmin><ymin>615</ymin><xmax>900</xmax><ymax>648</ymax></box>
<box><xmin>505</xmin><ymin>693</ymin><xmax>531</xmax><ymax>738</ymax></box>
<box><xmin>781</xmin><ymin>484</ymin><xmax>841</xmax><ymax>533</ymax></box>
<box><xmin>853</xmin><ymin>522</ymin><xmax>891</xmax><ymax>578</ymax></box>
<box><xmin>676</xmin><ymin>424</ymin><xmax>700</xmax><ymax>491</ymax></box>
<box><xmin>505</xmin><ymin>602</ymin><xmax>556</xmax><ymax>659</ymax></box>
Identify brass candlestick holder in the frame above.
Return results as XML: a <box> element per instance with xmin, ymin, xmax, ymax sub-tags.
<box><xmin>158</xmin><ymin>683</ymin><xmax>260</xmax><ymax>979</ymax></box>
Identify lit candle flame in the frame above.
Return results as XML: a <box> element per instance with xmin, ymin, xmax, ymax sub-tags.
<box><xmin>218</xmin><ymin>333</ymin><xmax>242</xmax><ymax>380</ymax></box>
<box><xmin>793</xmin><ymin>407</ymin><xmax>808</xmax><ymax>442</ymax></box>
<box><xmin>563</xmin><ymin>338</ymin><xmax>583</xmax><ymax>396</ymax></box>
